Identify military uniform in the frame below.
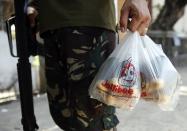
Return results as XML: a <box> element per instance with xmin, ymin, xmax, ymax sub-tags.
<box><xmin>28</xmin><ymin>1</ymin><xmax>119</xmax><ymax>131</ymax></box>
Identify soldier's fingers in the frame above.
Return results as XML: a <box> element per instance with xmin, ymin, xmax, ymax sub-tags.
<box><xmin>137</xmin><ymin>16</ymin><xmax>151</xmax><ymax>35</ymax></box>
<box><xmin>128</xmin><ymin>15</ymin><xmax>142</xmax><ymax>32</ymax></box>
<box><xmin>120</xmin><ymin>7</ymin><xmax>129</xmax><ymax>32</ymax></box>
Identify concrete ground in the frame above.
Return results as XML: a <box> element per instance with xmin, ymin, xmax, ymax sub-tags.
<box><xmin>0</xmin><ymin>92</ymin><xmax>187</xmax><ymax>131</ymax></box>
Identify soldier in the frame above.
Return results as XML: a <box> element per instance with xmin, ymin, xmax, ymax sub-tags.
<box><xmin>27</xmin><ymin>0</ymin><xmax>151</xmax><ymax>131</ymax></box>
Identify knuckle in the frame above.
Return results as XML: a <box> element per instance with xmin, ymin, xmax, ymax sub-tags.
<box><xmin>140</xmin><ymin>12</ymin><xmax>144</xmax><ymax>17</ymax></box>
<box><xmin>142</xmin><ymin>13</ymin><xmax>151</xmax><ymax>22</ymax></box>
<box><xmin>145</xmin><ymin>15</ymin><xmax>151</xmax><ymax>23</ymax></box>
<box><xmin>138</xmin><ymin>11</ymin><xmax>144</xmax><ymax>17</ymax></box>
<box><xmin>120</xmin><ymin>20</ymin><xmax>126</xmax><ymax>27</ymax></box>
<box><xmin>146</xmin><ymin>12</ymin><xmax>151</xmax><ymax>19</ymax></box>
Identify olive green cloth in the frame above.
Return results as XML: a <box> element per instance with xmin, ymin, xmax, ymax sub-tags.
<box><xmin>28</xmin><ymin>0</ymin><xmax>116</xmax><ymax>33</ymax></box>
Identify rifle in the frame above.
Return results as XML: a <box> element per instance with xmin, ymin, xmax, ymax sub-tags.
<box><xmin>5</xmin><ymin>0</ymin><xmax>43</xmax><ymax>130</ymax></box>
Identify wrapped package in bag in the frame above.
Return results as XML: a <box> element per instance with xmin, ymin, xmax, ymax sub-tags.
<box><xmin>89</xmin><ymin>31</ymin><xmax>180</xmax><ymax>111</ymax></box>
<box><xmin>89</xmin><ymin>32</ymin><xmax>142</xmax><ymax>110</ymax></box>
<box><xmin>140</xmin><ymin>35</ymin><xmax>181</xmax><ymax>111</ymax></box>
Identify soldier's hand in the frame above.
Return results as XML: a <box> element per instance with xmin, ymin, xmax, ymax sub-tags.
<box><xmin>120</xmin><ymin>0</ymin><xmax>151</xmax><ymax>35</ymax></box>
<box><xmin>27</xmin><ymin>7</ymin><xmax>38</xmax><ymax>28</ymax></box>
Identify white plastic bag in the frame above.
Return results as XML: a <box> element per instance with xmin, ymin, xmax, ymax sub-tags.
<box><xmin>89</xmin><ymin>31</ymin><xmax>180</xmax><ymax>111</ymax></box>
<box><xmin>140</xmin><ymin>35</ymin><xmax>180</xmax><ymax>111</ymax></box>
<box><xmin>89</xmin><ymin>32</ymin><xmax>142</xmax><ymax>110</ymax></box>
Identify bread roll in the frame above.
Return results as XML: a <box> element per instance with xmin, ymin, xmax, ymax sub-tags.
<box><xmin>96</xmin><ymin>79</ymin><xmax>139</xmax><ymax>108</ymax></box>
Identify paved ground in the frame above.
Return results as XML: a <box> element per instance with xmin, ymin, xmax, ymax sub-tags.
<box><xmin>0</xmin><ymin>92</ymin><xmax>187</xmax><ymax>131</ymax></box>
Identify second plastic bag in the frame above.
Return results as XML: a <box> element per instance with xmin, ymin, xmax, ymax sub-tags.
<box><xmin>140</xmin><ymin>35</ymin><xmax>180</xmax><ymax>111</ymax></box>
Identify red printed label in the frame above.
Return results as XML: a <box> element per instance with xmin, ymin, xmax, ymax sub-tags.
<box><xmin>101</xmin><ymin>81</ymin><xmax>134</xmax><ymax>96</ymax></box>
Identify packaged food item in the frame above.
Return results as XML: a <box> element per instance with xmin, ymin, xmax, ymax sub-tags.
<box><xmin>96</xmin><ymin>77</ymin><xmax>140</xmax><ymax>109</ymax></box>
<box><xmin>89</xmin><ymin>31</ymin><xmax>180</xmax><ymax>111</ymax></box>
<box><xmin>140</xmin><ymin>35</ymin><xmax>181</xmax><ymax>111</ymax></box>
<box><xmin>89</xmin><ymin>56</ymin><xmax>141</xmax><ymax>110</ymax></box>
<box><xmin>89</xmin><ymin>32</ymin><xmax>142</xmax><ymax>110</ymax></box>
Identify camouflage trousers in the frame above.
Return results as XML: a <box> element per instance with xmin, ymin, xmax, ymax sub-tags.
<box><xmin>43</xmin><ymin>27</ymin><xmax>119</xmax><ymax>131</ymax></box>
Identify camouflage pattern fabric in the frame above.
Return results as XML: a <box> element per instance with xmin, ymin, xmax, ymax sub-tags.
<box><xmin>43</xmin><ymin>27</ymin><xmax>119</xmax><ymax>131</ymax></box>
